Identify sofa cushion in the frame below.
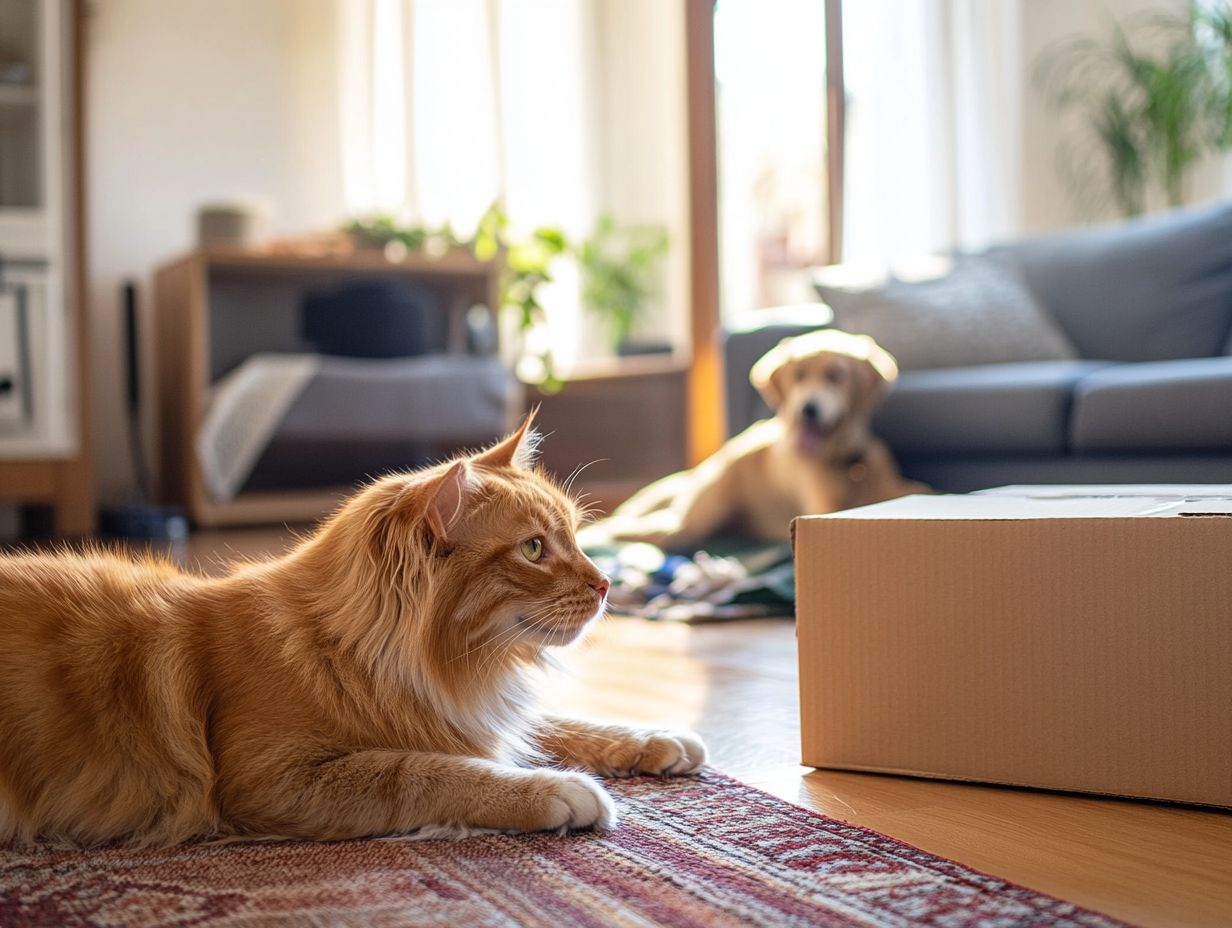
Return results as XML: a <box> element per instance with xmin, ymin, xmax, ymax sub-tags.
<box><xmin>1071</xmin><ymin>357</ymin><xmax>1232</xmax><ymax>453</ymax></box>
<box><xmin>991</xmin><ymin>202</ymin><xmax>1232</xmax><ymax>362</ymax></box>
<box><xmin>816</xmin><ymin>257</ymin><xmax>1077</xmax><ymax>371</ymax></box>
<box><xmin>874</xmin><ymin>361</ymin><xmax>1111</xmax><ymax>456</ymax></box>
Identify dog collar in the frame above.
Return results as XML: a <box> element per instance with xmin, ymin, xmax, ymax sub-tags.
<box><xmin>844</xmin><ymin>449</ymin><xmax>868</xmax><ymax>482</ymax></box>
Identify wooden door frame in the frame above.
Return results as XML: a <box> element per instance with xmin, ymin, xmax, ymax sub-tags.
<box><xmin>684</xmin><ymin>0</ymin><xmax>723</xmax><ymax>465</ymax></box>
<box><xmin>684</xmin><ymin>0</ymin><xmax>844</xmax><ymax>463</ymax></box>
<box><xmin>824</xmin><ymin>0</ymin><xmax>845</xmax><ymax>265</ymax></box>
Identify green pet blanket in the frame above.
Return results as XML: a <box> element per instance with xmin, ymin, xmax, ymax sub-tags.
<box><xmin>584</xmin><ymin>540</ymin><xmax>795</xmax><ymax>622</ymax></box>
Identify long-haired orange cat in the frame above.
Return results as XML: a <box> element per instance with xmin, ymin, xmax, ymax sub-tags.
<box><xmin>0</xmin><ymin>415</ymin><xmax>705</xmax><ymax>846</ymax></box>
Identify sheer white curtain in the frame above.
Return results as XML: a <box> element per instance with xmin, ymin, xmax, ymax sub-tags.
<box><xmin>842</xmin><ymin>0</ymin><xmax>1023</xmax><ymax>268</ymax></box>
<box><xmin>338</xmin><ymin>0</ymin><xmax>601</xmax><ymax>229</ymax></box>
<box><xmin>336</xmin><ymin>0</ymin><xmax>601</xmax><ymax>366</ymax></box>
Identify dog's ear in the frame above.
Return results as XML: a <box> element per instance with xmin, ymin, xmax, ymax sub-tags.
<box><xmin>850</xmin><ymin>336</ymin><xmax>899</xmax><ymax>410</ymax></box>
<box><xmin>750</xmin><ymin>342</ymin><xmax>793</xmax><ymax>411</ymax></box>
<box><xmin>473</xmin><ymin>409</ymin><xmax>541</xmax><ymax>470</ymax></box>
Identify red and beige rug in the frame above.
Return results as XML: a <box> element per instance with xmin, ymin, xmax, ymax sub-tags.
<box><xmin>1</xmin><ymin>770</ymin><xmax>1124</xmax><ymax>927</ymax></box>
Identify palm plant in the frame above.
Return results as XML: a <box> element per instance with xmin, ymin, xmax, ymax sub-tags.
<box><xmin>1037</xmin><ymin>1</ymin><xmax>1232</xmax><ymax>217</ymax></box>
<box><xmin>1195</xmin><ymin>1</ymin><xmax>1232</xmax><ymax>146</ymax></box>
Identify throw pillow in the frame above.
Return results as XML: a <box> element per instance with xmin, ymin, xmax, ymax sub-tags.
<box><xmin>815</xmin><ymin>257</ymin><xmax>1077</xmax><ymax>371</ymax></box>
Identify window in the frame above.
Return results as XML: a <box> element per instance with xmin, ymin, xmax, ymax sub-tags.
<box><xmin>714</xmin><ymin>0</ymin><xmax>834</xmax><ymax>317</ymax></box>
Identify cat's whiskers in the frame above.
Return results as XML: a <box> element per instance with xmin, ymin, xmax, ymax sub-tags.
<box><xmin>449</xmin><ymin>621</ymin><xmax>511</xmax><ymax>668</ymax></box>
<box><xmin>449</xmin><ymin>614</ymin><xmax>527</xmax><ymax>677</ymax></box>
<box><xmin>471</xmin><ymin>612</ymin><xmax>545</xmax><ymax>678</ymax></box>
<box><xmin>561</xmin><ymin>459</ymin><xmax>605</xmax><ymax>499</ymax></box>
<box><xmin>474</xmin><ymin>604</ymin><xmax>566</xmax><ymax>679</ymax></box>
<box><xmin>475</xmin><ymin>628</ymin><xmax>527</xmax><ymax>680</ymax></box>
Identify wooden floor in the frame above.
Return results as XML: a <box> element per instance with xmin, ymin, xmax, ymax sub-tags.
<box><xmin>188</xmin><ymin>527</ymin><xmax>1232</xmax><ymax>928</ymax></box>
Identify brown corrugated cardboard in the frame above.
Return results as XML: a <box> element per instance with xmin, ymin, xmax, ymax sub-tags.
<box><xmin>794</xmin><ymin>486</ymin><xmax>1232</xmax><ymax>808</ymax></box>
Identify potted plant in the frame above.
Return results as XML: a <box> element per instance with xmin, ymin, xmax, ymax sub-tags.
<box><xmin>576</xmin><ymin>214</ymin><xmax>670</xmax><ymax>356</ymax></box>
<box><xmin>345</xmin><ymin>207</ymin><xmax>670</xmax><ymax>388</ymax></box>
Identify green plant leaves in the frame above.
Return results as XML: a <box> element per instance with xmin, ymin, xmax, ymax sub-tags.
<box><xmin>576</xmin><ymin>213</ymin><xmax>669</xmax><ymax>350</ymax></box>
<box><xmin>342</xmin><ymin>203</ymin><xmax>668</xmax><ymax>386</ymax></box>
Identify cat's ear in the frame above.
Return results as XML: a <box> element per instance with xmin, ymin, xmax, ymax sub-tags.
<box><xmin>472</xmin><ymin>409</ymin><xmax>541</xmax><ymax>470</ymax></box>
<box><xmin>421</xmin><ymin>460</ymin><xmax>471</xmax><ymax>543</ymax></box>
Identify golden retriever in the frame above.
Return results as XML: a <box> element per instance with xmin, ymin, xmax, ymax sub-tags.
<box><xmin>587</xmin><ymin>329</ymin><xmax>926</xmax><ymax>550</ymax></box>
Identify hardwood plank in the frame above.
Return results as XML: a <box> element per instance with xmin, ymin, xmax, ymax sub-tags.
<box><xmin>184</xmin><ymin>525</ymin><xmax>303</xmax><ymax>575</ymax></box>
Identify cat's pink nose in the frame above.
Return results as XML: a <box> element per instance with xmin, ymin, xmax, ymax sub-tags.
<box><xmin>590</xmin><ymin>579</ymin><xmax>610</xmax><ymax>599</ymax></box>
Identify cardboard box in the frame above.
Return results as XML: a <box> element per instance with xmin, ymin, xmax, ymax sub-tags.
<box><xmin>794</xmin><ymin>486</ymin><xmax>1232</xmax><ymax>808</ymax></box>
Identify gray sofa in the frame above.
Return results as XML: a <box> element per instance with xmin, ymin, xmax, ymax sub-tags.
<box><xmin>725</xmin><ymin>202</ymin><xmax>1232</xmax><ymax>491</ymax></box>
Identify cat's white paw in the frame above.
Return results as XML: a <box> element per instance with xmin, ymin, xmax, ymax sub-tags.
<box><xmin>535</xmin><ymin>771</ymin><xmax>617</xmax><ymax>834</ymax></box>
<box><xmin>662</xmin><ymin>730</ymin><xmax>707</xmax><ymax>775</ymax></box>
<box><xmin>603</xmin><ymin>729</ymin><xmax>708</xmax><ymax>777</ymax></box>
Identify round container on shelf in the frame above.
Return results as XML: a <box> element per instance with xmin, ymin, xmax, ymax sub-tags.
<box><xmin>196</xmin><ymin>201</ymin><xmax>270</xmax><ymax>249</ymax></box>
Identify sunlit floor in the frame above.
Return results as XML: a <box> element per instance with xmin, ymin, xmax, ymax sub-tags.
<box><xmin>188</xmin><ymin>527</ymin><xmax>1232</xmax><ymax>928</ymax></box>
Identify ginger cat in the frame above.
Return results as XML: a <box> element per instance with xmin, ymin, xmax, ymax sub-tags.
<box><xmin>0</xmin><ymin>415</ymin><xmax>705</xmax><ymax>846</ymax></box>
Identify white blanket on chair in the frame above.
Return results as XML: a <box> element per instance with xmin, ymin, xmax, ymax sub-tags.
<box><xmin>196</xmin><ymin>353</ymin><xmax>321</xmax><ymax>502</ymax></box>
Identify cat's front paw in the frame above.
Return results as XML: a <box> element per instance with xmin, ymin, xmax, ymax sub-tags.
<box><xmin>528</xmin><ymin>770</ymin><xmax>617</xmax><ymax>834</ymax></box>
<box><xmin>602</xmin><ymin>729</ymin><xmax>708</xmax><ymax>778</ymax></box>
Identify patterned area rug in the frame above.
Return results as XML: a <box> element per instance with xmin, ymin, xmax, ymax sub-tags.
<box><xmin>1</xmin><ymin>770</ymin><xmax>1124</xmax><ymax>927</ymax></box>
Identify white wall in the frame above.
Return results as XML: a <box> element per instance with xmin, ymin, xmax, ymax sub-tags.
<box><xmin>85</xmin><ymin>0</ymin><xmax>344</xmax><ymax>502</ymax></box>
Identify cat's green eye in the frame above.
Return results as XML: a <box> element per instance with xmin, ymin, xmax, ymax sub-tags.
<box><xmin>520</xmin><ymin>537</ymin><xmax>544</xmax><ymax>563</ymax></box>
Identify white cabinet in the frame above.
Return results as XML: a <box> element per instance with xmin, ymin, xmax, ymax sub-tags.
<box><xmin>0</xmin><ymin>0</ymin><xmax>75</xmax><ymax>460</ymax></box>
<box><xmin>0</xmin><ymin>0</ymin><xmax>91</xmax><ymax>535</ymax></box>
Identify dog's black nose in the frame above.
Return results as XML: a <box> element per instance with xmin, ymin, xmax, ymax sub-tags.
<box><xmin>802</xmin><ymin>401</ymin><xmax>821</xmax><ymax>422</ymax></box>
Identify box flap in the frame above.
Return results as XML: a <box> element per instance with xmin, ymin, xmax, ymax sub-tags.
<box><xmin>976</xmin><ymin>484</ymin><xmax>1232</xmax><ymax>500</ymax></box>
<box><xmin>1164</xmin><ymin>498</ymin><xmax>1232</xmax><ymax>516</ymax></box>
<box><xmin>806</xmin><ymin>485</ymin><xmax>1232</xmax><ymax>521</ymax></box>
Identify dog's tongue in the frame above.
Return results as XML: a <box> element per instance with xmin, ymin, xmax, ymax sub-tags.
<box><xmin>795</xmin><ymin>428</ymin><xmax>823</xmax><ymax>456</ymax></box>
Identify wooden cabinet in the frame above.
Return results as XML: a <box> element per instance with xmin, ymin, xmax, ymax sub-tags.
<box><xmin>0</xmin><ymin>0</ymin><xmax>93</xmax><ymax>536</ymax></box>
<box><xmin>530</xmin><ymin>356</ymin><xmax>688</xmax><ymax>513</ymax></box>
<box><xmin>153</xmin><ymin>247</ymin><xmax>507</xmax><ymax>527</ymax></box>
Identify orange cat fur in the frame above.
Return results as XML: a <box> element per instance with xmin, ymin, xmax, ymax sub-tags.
<box><xmin>0</xmin><ymin>416</ymin><xmax>705</xmax><ymax>846</ymax></box>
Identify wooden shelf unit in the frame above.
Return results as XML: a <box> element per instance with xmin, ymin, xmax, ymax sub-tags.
<box><xmin>153</xmin><ymin>246</ymin><xmax>503</xmax><ymax>528</ymax></box>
